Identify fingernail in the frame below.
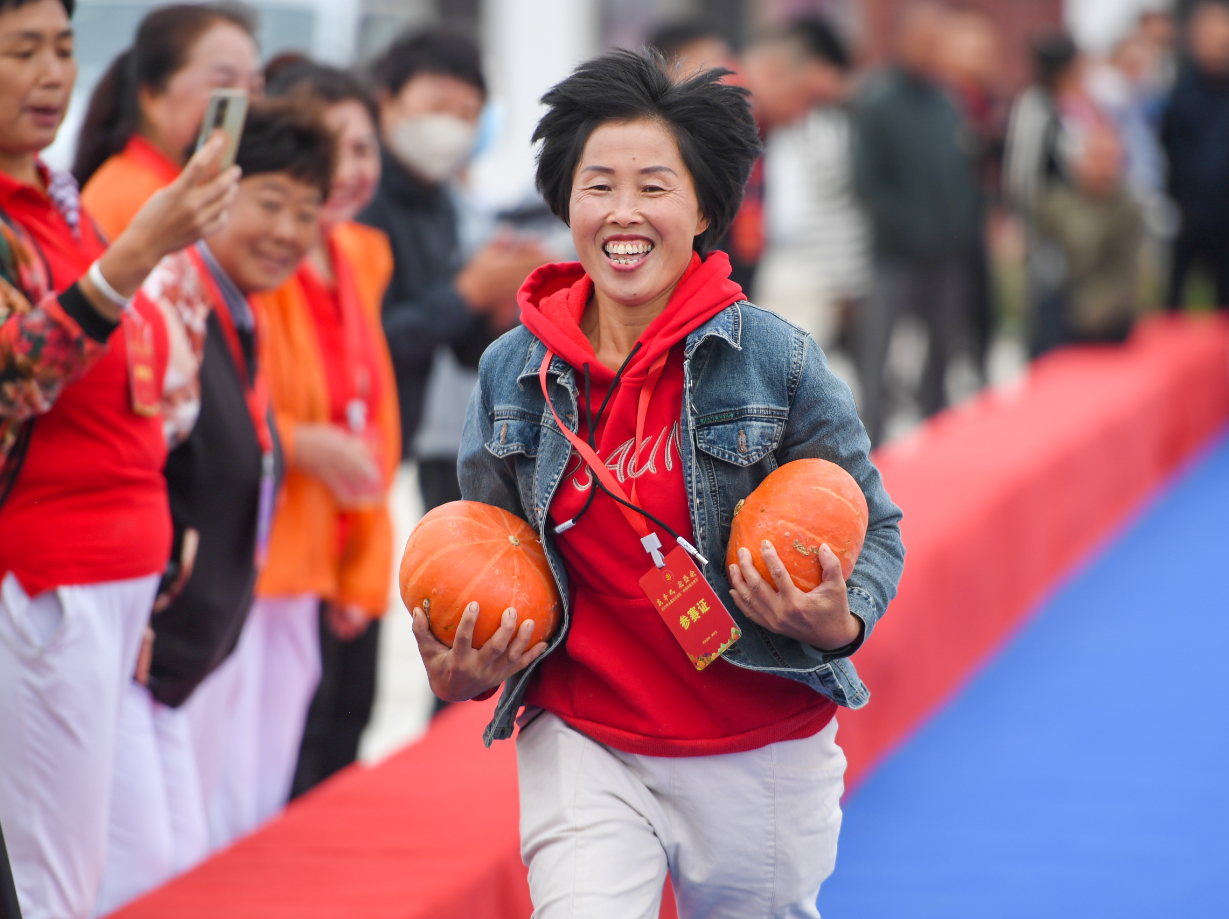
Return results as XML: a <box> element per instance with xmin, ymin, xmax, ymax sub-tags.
<box><xmin>728</xmin><ymin>565</ymin><xmax>738</xmax><ymax>578</ymax></box>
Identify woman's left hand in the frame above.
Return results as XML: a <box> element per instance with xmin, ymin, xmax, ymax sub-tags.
<box><xmin>728</xmin><ymin>541</ymin><xmax>862</xmax><ymax>651</ymax></box>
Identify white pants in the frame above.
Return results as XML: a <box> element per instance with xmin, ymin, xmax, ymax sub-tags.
<box><xmin>0</xmin><ymin>572</ymin><xmax>158</xmax><ymax>919</ymax></box>
<box><xmin>94</xmin><ymin>682</ymin><xmax>209</xmax><ymax>916</ymax></box>
<box><xmin>187</xmin><ymin>594</ymin><xmax>320</xmax><ymax>850</ymax></box>
<box><xmin>517</xmin><ymin>711</ymin><xmax>846</xmax><ymax>919</ymax></box>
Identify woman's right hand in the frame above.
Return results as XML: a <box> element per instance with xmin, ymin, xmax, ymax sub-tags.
<box><xmin>96</xmin><ymin>134</ymin><xmax>242</xmax><ymax>299</ymax></box>
<box><xmin>411</xmin><ymin>603</ymin><xmax>547</xmax><ymax>702</ymax></box>
<box><xmin>292</xmin><ymin>423</ymin><xmax>383</xmax><ymax>505</ymax></box>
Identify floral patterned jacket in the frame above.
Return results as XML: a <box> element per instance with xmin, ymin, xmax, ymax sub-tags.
<box><xmin>0</xmin><ymin>217</ymin><xmax>111</xmax><ymax>464</ymax></box>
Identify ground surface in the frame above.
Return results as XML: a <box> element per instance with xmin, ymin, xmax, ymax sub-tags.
<box><xmin>819</xmin><ymin>432</ymin><xmax>1229</xmax><ymax>918</ymax></box>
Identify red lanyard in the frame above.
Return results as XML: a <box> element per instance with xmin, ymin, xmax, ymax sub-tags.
<box><xmin>319</xmin><ymin>243</ymin><xmax>373</xmax><ymax>433</ymax></box>
<box><xmin>538</xmin><ymin>348</ymin><xmax>707</xmax><ymax>567</ymax></box>
<box><xmin>190</xmin><ymin>248</ymin><xmax>273</xmax><ymax>454</ymax></box>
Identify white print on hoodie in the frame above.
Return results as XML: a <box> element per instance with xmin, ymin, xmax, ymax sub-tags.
<box><xmin>564</xmin><ymin>422</ymin><xmax>682</xmax><ymax>491</ymax></box>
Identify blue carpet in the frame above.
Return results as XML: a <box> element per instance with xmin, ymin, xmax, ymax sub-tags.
<box><xmin>818</xmin><ymin>431</ymin><xmax>1229</xmax><ymax>918</ymax></box>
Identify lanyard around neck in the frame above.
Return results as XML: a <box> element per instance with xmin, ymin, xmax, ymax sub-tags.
<box><xmin>191</xmin><ymin>247</ymin><xmax>273</xmax><ymax>455</ymax></box>
<box><xmin>314</xmin><ymin>241</ymin><xmax>372</xmax><ymax>424</ymax></box>
<box><xmin>538</xmin><ymin>347</ymin><xmax>707</xmax><ymax>569</ymax></box>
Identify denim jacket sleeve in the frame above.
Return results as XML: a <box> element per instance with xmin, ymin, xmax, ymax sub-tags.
<box><xmin>776</xmin><ymin>334</ymin><xmax>905</xmax><ymax>656</ymax></box>
<box><xmin>457</xmin><ymin>354</ymin><xmax>525</xmax><ymax>521</ymax></box>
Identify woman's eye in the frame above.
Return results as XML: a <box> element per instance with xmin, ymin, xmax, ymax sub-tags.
<box><xmin>643</xmin><ymin>185</ymin><xmax>665</xmax><ymax>193</ymax></box>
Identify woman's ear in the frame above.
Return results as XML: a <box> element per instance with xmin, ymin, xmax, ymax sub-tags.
<box><xmin>694</xmin><ymin>210</ymin><xmax>710</xmax><ymax>238</ymax></box>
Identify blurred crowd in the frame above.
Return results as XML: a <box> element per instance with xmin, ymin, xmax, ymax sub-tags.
<box><xmin>0</xmin><ymin>0</ymin><xmax>1226</xmax><ymax>917</ymax></box>
<box><xmin>653</xmin><ymin>2</ymin><xmax>1220</xmax><ymax>444</ymax></box>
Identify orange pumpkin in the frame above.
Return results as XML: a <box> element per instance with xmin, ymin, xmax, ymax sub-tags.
<box><xmin>726</xmin><ymin>459</ymin><xmax>869</xmax><ymax>592</ymax></box>
<box><xmin>399</xmin><ymin>501</ymin><xmax>561</xmax><ymax>649</ymax></box>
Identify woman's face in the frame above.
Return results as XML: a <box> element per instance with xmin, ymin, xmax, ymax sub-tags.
<box><xmin>0</xmin><ymin>0</ymin><xmax>75</xmax><ymax>158</ymax></box>
<box><xmin>139</xmin><ymin>22</ymin><xmax>261</xmax><ymax>162</ymax></box>
<box><xmin>319</xmin><ymin>99</ymin><xmax>380</xmax><ymax>229</ymax></box>
<box><xmin>569</xmin><ymin>118</ymin><xmax>709</xmax><ymax>312</ymax></box>
<box><xmin>207</xmin><ymin>172</ymin><xmax>321</xmax><ymax>294</ymax></box>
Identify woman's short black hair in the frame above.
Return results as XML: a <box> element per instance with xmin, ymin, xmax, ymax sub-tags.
<box><xmin>370</xmin><ymin>27</ymin><xmax>486</xmax><ymax>98</ymax></box>
<box><xmin>533</xmin><ymin>50</ymin><xmax>762</xmax><ymax>254</ymax></box>
<box><xmin>264</xmin><ymin>53</ymin><xmax>377</xmax><ymax>122</ymax></box>
<box><xmin>0</xmin><ymin>0</ymin><xmax>73</xmax><ymax>18</ymax></box>
<box><xmin>234</xmin><ymin>99</ymin><xmax>335</xmax><ymax>200</ymax></box>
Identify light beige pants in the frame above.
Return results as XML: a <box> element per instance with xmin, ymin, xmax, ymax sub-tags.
<box><xmin>516</xmin><ymin>710</ymin><xmax>846</xmax><ymax>919</ymax></box>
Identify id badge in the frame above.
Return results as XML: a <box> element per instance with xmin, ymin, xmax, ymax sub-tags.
<box><xmin>640</xmin><ymin>546</ymin><xmax>742</xmax><ymax>670</ymax></box>
<box><xmin>254</xmin><ymin>451</ymin><xmax>275</xmax><ymax>568</ymax></box>
<box><xmin>124</xmin><ymin>314</ymin><xmax>159</xmax><ymax>417</ymax></box>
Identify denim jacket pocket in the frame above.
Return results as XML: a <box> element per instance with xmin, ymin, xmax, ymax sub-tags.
<box><xmin>692</xmin><ymin>408</ymin><xmax>786</xmax><ymax>467</ymax></box>
<box><xmin>484</xmin><ymin>407</ymin><xmax>546</xmax><ymax>460</ymax></box>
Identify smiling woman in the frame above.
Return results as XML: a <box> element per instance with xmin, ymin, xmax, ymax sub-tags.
<box><xmin>0</xmin><ymin>0</ymin><xmax>240</xmax><ymax>916</ymax></box>
<box><xmin>409</xmin><ymin>51</ymin><xmax>906</xmax><ymax>919</ymax></box>
<box><xmin>88</xmin><ymin>98</ymin><xmax>336</xmax><ymax>914</ymax></box>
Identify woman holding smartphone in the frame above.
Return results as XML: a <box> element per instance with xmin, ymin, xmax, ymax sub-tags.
<box><xmin>97</xmin><ymin>100</ymin><xmax>338</xmax><ymax>914</ymax></box>
<box><xmin>0</xmin><ymin>0</ymin><xmax>239</xmax><ymax>916</ymax></box>
<box><xmin>76</xmin><ymin>1</ymin><xmax>261</xmax><ymax>239</ymax></box>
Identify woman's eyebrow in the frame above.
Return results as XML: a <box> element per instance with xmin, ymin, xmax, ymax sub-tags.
<box><xmin>579</xmin><ymin>165</ymin><xmax>677</xmax><ymax>176</ymax></box>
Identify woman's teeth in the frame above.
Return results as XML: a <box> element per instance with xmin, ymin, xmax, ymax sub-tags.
<box><xmin>603</xmin><ymin>240</ymin><xmax>653</xmax><ymax>264</ymax></box>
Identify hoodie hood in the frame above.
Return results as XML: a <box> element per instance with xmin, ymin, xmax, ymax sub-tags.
<box><xmin>518</xmin><ymin>250</ymin><xmax>745</xmax><ymax>384</ymax></box>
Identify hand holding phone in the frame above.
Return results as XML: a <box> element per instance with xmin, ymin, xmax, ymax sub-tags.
<box><xmin>195</xmin><ymin>88</ymin><xmax>249</xmax><ymax>171</ymax></box>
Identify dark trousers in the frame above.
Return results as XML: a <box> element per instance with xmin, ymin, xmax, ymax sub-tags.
<box><xmin>1</xmin><ymin>818</ymin><xmax>20</xmax><ymax>919</ymax></box>
<box><xmin>291</xmin><ymin>608</ymin><xmax>381</xmax><ymax>797</ymax></box>
<box><xmin>417</xmin><ymin>456</ymin><xmax>463</xmax><ymax>510</ymax></box>
<box><xmin>417</xmin><ymin>457</ymin><xmax>462</xmax><ymax>715</ymax></box>
<box><xmin>857</xmin><ymin>256</ymin><xmax>972</xmax><ymax>445</ymax></box>
<box><xmin>1167</xmin><ymin>230</ymin><xmax>1229</xmax><ymax>310</ymax></box>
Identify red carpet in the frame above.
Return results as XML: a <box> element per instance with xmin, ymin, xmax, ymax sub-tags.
<box><xmin>840</xmin><ymin>315</ymin><xmax>1229</xmax><ymax>788</ymax></box>
<box><xmin>111</xmin><ymin>314</ymin><xmax>1229</xmax><ymax>919</ymax></box>
<box><xmin>113</xmin><ymin>697</ymin><xmax>530</xmax><ymax>919</ymax></box>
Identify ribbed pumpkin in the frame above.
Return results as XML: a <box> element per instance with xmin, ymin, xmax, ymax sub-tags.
<box><xmin>726</xmin><ymin>459</ymin><xmax>868</xmax><ymax>591</ymax></box>
<box><xmin>399</xmin><ymin>501</ymin><xmax>560</xmax><ymax>649</ymax></box>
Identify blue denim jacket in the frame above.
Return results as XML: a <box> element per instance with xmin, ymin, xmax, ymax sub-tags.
<box><xmin>459</xmin><ymin>301</ymin><xmax>905</xmax><ymax>746</ymax></box>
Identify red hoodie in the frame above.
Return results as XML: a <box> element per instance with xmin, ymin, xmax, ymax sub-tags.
<box><xmin>519</xmin><ymin>252</ymin><xmax>835</xmax><ymax>757</ymax></box>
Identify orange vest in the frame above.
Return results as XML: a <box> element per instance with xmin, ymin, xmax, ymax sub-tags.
<box><xmin>252</xmin><ymin>222</ymin><xmax>401</xmax><ymax>614</ymax></box>
<box><xmin>80</xmin><ymin>135</ymin><xmax>180</xmax><ymax>241</ymax></box>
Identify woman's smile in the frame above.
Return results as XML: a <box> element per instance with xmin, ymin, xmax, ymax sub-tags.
<box><xmin>602</xmin><ymin>234</ymin><xmax>655</xmax><ymax>270</ymax></box>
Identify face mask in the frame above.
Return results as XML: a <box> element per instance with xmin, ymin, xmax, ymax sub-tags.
<box><xmin>386</xmin><ymin>113</ymin><xmax>478</xmax><ymax>183</ymax></box>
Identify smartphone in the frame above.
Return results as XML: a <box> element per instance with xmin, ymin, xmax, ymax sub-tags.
<box><xmin>195</xmin><ymin>88</ymin><xmax>249</xmax><ymax>170</ymax></box>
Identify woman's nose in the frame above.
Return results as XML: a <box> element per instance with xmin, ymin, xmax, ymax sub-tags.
<box><xmin>607</xmin><ymin>188</ymin><xmax>642</xmax><ymax>226</ymax></box>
